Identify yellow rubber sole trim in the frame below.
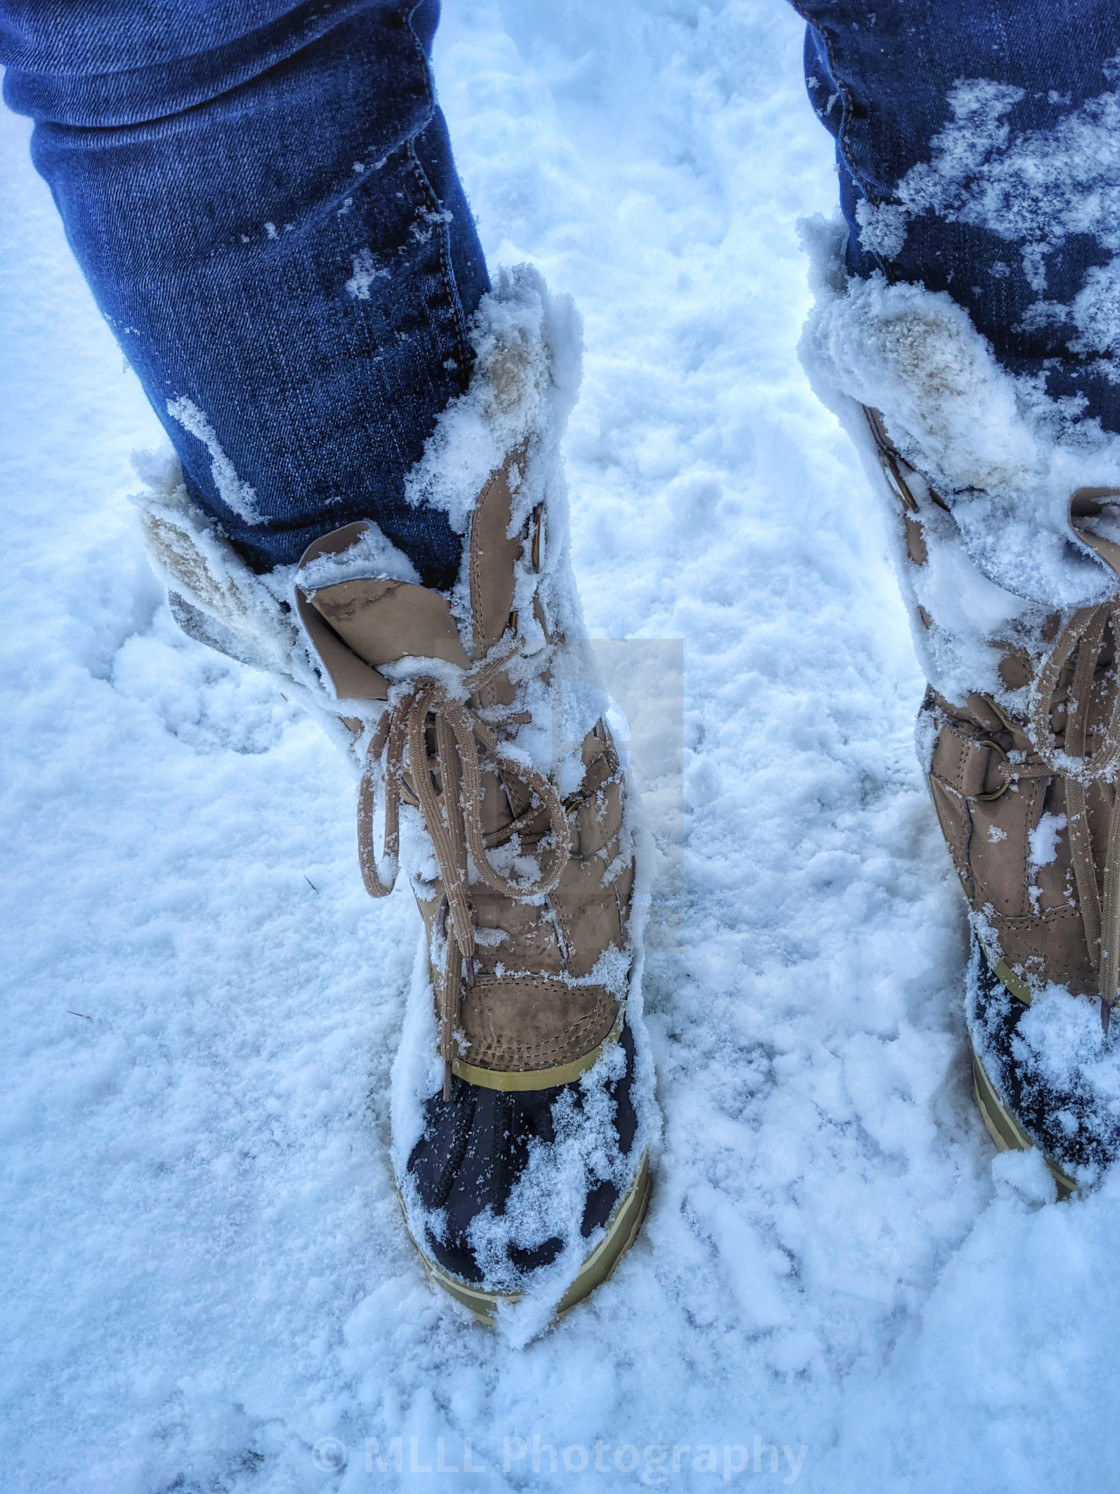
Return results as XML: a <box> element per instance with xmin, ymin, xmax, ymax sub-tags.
<box><xmin>415</xmin><ymin>1151</ymin><xmax>651</xmax><ymax>1325</ymax></box>
<box><xmin>451</xmin><ymin>1013</ymin><xmax>622</xmax><ymax>1093</ymax></box>
<box><xmin>979</xmin><ymin>940</ymin><xmax>1033</xmax><ymax>1005</ymax></box>
<box><xmin>970</xmin><ymin>1046</ymin><xmax>1077</xmax><ymax>1199</ymax></box>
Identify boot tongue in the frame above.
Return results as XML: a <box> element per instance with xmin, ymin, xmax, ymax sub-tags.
<box><xmin>307</xmin><ymin>578</ymin><xmax>470</xmax><ymax>671</ymax></box>
<box><xmin>295</xmin><ymin>521</ymin><xmax>470</xmax><ymax>701</ymax></box>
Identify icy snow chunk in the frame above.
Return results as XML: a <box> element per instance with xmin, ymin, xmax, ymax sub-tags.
<box><xmin>882</xmin><ymin>77</ymin><xmax>1120</xmax><ymax>306</ymax></box>
<box><xmin>295</xmin><ymin>521</ymin><xmax>421</xmax><ymax>590</ymax></box>
<box><xmin>403</xmin><ymin>263</ymin><xmax>582</xmax><ymax>537</ymax></box>
<box><xmin>855</xmin><ymin>198</ymin><xmax>908</xmax><ymax>260</ymax></box>
<box><xmin>913</xmin><ymin>519</ymin><xmax>1027</xmax><ymax>637</ymax></box>
<box><xmin>345</xmin><ymin>248</ymin><xmax>389</xmax><ymax>300</ymax></box>
<box><xmin>800</xmin><ymin>218</ymin><xmax>1120</xmax><ymax>610</ymax></box>
<box><xmin>1029</xmin><ymin>812</ymin><xmax>1067</xmax><ymax>870</ymax></box>
<box><xmin>991</xmin><ymin>1146</ymin><xmax>1059</xmax><ymax>1207</ymax></box>
<box><xmin>166</xmin><ymin>396</ymin><xmax>262</xmax><ymax>526</ymax></box>
<box><xmin>1070</xmin><ymin>260</ymin><xmax>1120</xmax><ymax>368</ymax></box>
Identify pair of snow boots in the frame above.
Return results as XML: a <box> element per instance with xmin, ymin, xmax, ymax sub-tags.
<box><xmin>140</xmin><ymin>255</ymin><xmax>1120</xmax><ymax>1322</ymax></box>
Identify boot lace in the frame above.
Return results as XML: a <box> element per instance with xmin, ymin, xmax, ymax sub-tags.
<box><xmin>356</xmin><ymin>645</ymin><xmax>570</xmax><ymax>1096</ymax></box>
<box><xmin>1025</xmin><ymin>493</ymin><xmax>1120</xmax><ymax>1028</ymax></box>
<box><xmin>1028</xmin><ymin>598</ymin><xmax>1120</xmax><ymax>1028</ymax></box>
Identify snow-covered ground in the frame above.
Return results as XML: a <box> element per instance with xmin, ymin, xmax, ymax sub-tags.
<box><xmin>4</xmin><ymin>2</ymin><xmax>1120</xmax><ymax>1490</ymax></box>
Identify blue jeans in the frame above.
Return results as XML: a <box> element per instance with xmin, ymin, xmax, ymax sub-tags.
<box><xmin>3</xmin><ymin>1</ymin><xmax>1119</xmax><ymax>572</ymax></box>
<box><xmin>796</xmin><ymin>0</ymin><xmax>1120</xmax><ymax>434</ymax></box>
<box><xmin>2</xmin><ymin>1</ymin><xmax>487</xmax><ymax>585</ymax></box>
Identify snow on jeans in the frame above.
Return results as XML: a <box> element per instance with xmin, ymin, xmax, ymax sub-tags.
<box><xmin>796</xmin><ymin>0</ymin><xmax>1120</xmax><ymax>437</ymax></box>
<box><xmin>794</xmin><ymin>0</ymin><xmax>1120</xmax><ymax>1048</ymax></box>
<box><xmin>0</xmin><ymin>0</ymin><xmax>488</xmax><ymax>585</ymax></box>
<box><xmin>3</xmin><ymin>0</ymin><xmax>1120</xmax><ymax>594</ymax></box>
<box><xmin>791</xmin><ymin>0</ymin><xmax>1120</xmax><ymax>686</ymax></box>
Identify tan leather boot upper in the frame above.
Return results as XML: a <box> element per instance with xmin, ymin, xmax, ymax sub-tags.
<box><xmin>296</xmin><ymin>453</ymin><xmax>633</xmax><ymax>1095</ymax></box>
<box><xmin>866</xmin><ymin>406</ymin><xmax>1120</xmax><ymax>1022</ymax></box>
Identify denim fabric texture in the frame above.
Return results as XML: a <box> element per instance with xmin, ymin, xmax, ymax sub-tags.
<box><xmin>7</xmin><ymin>2</ymin><xmax>1120</xmax><ymax>572</ymax></box>
<box><xmin>797</xmin><ymin>0</ymin><xmax>1120</xmax><ymax>433</ymax></box>
<box><xmin>1</xmin><ymin>0</ymin><xmax>488</xmax><ymax>582</ymax></box>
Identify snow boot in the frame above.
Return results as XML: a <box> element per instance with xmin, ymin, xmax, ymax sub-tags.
<box><xmin>136</xmin><ymin>267</ymin><xmax>654</xmax><ymax>1318</ymax></box>
<box><xmin>867</xmin><ymin>409</ymin><xmax>1120</xmax><ymax>1194</ymax></box>
<box><xmin>801</xmin><ymin>235</ymin><xmax>1120</xmax><ymax>1193</ymax></box>
<box><xmin>294</xmin><ymin>450</ymin><xmax>650</xmax><ymax>1318</ymax></box>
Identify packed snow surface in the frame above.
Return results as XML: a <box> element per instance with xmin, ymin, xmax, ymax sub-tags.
<box><xmin>4</xmin><ymin>1</ymin><xmax>1120</xmax><ymax>1490</ymax></box>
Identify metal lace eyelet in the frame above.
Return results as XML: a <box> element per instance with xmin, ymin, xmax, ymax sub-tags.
<box><xmin>975</xmin><ymin>739</ymin><xmax>1011</xmax><ymax>802</ymax></box>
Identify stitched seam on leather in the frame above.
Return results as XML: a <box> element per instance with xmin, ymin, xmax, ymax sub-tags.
<box><xmin>472</xmin><ymin>1011</ymin><xmax>618</xmax><ymax>1068</ymax></box>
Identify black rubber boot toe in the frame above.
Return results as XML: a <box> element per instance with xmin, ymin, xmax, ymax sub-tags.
<box><xmin>406</xmin><ymin>1023</ymin><xmax>639</xmax><ymax>1285</ymax></box>
<box><xmin>967</xmin><ymin>936</ymin><xmax>1120</xmax><ymax>1178</ymax></box>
